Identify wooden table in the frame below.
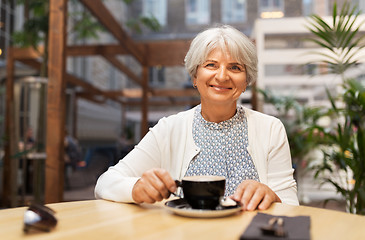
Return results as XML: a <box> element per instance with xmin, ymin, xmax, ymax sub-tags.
<box><xmin>1</xmin><ymin>199</ymin><xmax>364</xmax><ymax>240</ymax></box>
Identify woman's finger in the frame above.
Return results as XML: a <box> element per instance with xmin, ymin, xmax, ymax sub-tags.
<box><xmin>141</xmin><ymin>169</ymin><xmax>167</xmax><ymax>201</ymax></box>
<box><xmin>246</xmin><ymin>187</ymin><xmax>265</xmax><ymax>211</ymax></box>
<box><xmin>155</xmin><ymin>169</ymin><xmax>177</xmax><ymax>194</ymax></box>
<box><xmin>132</xmin><ymin>178</ymin><xmax>156</xmax><ymax>203</ymax></box>
<box><xmin>258</xmin><ymin>194</ymin><xmax>273</xmax><ymax>210</ymax></box>
<box><xmin>132</xmin><ymin>168</ymin><xmax>175</xmax><ymax>203</ymax></box>
<box><xmin>237</xmin><ymin>182</ymin><xmax>255</xmax><ymax>209</ymax></box>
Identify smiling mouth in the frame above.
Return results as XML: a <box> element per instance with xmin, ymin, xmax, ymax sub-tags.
<box><xmin>210</xmin><ymin>85</ymin><xmax>232</xmax><ymax>90</ymax></box>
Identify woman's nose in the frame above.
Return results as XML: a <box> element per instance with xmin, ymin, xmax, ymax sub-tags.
<box><xmin>215</xmin><ymin>67</ymin><xmax>229</xmax><ymax>81</ymax></box>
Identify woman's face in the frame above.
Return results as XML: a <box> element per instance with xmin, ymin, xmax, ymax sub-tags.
<box><xmin>194</xmin><ymin>48</ymin><xmax>247</xmax><ymax>107</ymax></box>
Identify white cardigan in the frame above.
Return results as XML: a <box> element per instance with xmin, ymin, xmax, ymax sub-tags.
<box><xmin>95</xmin><ymin>106</ymin><xmax>299</xmax><ymax>206</ymax></box>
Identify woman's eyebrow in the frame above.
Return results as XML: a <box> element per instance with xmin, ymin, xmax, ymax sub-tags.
<box><xmin>202</xmin><ymin>60</ymin><xmax>244</xmax><ymax>66</ymax></box>
<box><xmin>229</xmin><ymin>62</ymin><xmax>245</xmax><ymax>67</ymax></box>
<box><xmin>203</xmin><ymin>59</ymin><xmax>218</xmax><ymax>63</ymax></box>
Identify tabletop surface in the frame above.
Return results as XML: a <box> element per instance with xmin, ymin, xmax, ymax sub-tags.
<box><xmin>1</xmin><ymin>199</ymin><xmax>365</xmax><ymax>240</ymax></box>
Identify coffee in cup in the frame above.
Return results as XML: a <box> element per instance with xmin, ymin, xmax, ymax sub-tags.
<box><xmin>176</xmin><ymin>175</ymin><xmax>226</xmax><ymax>210</ymax></box>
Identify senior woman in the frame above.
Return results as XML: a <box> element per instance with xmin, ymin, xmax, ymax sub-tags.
<box><xmin>95</xmin><ymin>25</ymin><xmax>299</xmax><ymax>210</ymax></box>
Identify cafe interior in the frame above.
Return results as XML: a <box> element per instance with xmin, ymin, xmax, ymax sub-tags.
<box><xmin>0</xmin><ymin>0</ymin><xmax>364</xmax><ymax>239</ymax></box>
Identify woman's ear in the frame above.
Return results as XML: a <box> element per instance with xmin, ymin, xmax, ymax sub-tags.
<box><xmin>193</xmin><ymin>79</ymin><xmax>197</xmax><ymax>88</ymax></box>
<box><xmin>242</xmin><ymin>83</ymin><xmax>247</xmax><ymax>93</ymax></box>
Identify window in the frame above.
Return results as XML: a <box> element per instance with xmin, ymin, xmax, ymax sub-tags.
<box><xmin>222</xmin><ymin>0</ymin><xmax>246</xmax><ymax>23</ymax></box>
<box><xmin>149</xmin><ymin>66</ymin><xmax>165</xmax><ymax>87</ymax></box>
<box><xmin>185</xmin><ymin>0</ymin><xmax>210</xmax><ymax>25</ymax></box>
<box><xmin>142</xmin><ymin>0</ymin><xmax>167</xmax><ymax>26</ymax></box>
<box><xmin>259</xmin><ymin>0</ymin><xmax>284</xmax><ymax>18</ymax></box>
<box><xmin>302</xmin><ymin>0</ymin><xmax>314</xmax><ymax>16</ymax></box>
<box><xmin>354</xmin><ymin>0</ymin><xmax>365</xmax><ymax>13</ymax></box>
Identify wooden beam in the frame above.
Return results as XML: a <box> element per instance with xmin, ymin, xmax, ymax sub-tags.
<box><xmin>18</xmin><ymin>59</ymin><xmax>42</xmax><ymax>70</ymax></box>
<box><xmin>67</xmin><ymin>40</ymin><xmax>191</xmax><ymax>67</ymax></box>
<box><xmin>151</xmin><ymin>88</ymin><xmax>199</xmax><ymax>97</ymax></box>
<box><xmin>66</xmin><ymin>75</ymin><xmax>122</xmax><ymax>103</ymax></box>
<box><xmin>102</xmin><ymin>54</ymin><xmax>143</xmax><ymax>86</ymax></box>
<box><xmin>18</xmin><ymin>58</ymin><xmax>123</xmax><ymax>104</ymax></box>
<box><xmin>76</xmin><ymin>92</ymin><xmax>106</xmax><ymax>104</ymax></box>
<box><xmin>144</xmin><ymin>40</ymin><xmax>191</xmax><ymax>66</ymax></box>
<box><xmin>79</xmin><ymin>0</ymin><xmax>145</xmax><ymax>63</ymax></box>
<box><xmin>12</xmin><ymin>46</ymin><xmax>43</xmax><ymax>60</ymax></box>
<box><xmin>66</xmin><ymin>74</ymin><xmax>104</xmax><ymax>95</ymax></box>
<box><xmin>105</xmin><ymin>89</ymin><xmax>143</xmax><ymax>98</ymax></box>
<box><xmin>16</xmin><ymin>38</ymin><xmax>190</xmax><ymax>68</ymax></box>
<box><xmin>18</xmin><ymin>57</ymin><xmax>199</xmax><ymax>103</ymax></box>
<box><xmin>122</xmin><ymin>99</ymin><xmax>200</xmax><ymax>107</ymax></box>
<box><xmin>67</xmin><ymin>45</ymin><xmax>144</xmax><ymax>87</ymax></box>
<box><xmin>18</xmin><ymin>59</ymin><xmax>102</xmax><ymax>95</ymax></box>
<box><xmin>18</xmin><ymin>59</ymin><xmax>107</xmax><ymax>97</ymax></box>
<box><xmin>66</xmin><ymin>44</ymin><xmax>127</xmax><ymax>56</ymax></box>
<box><xmin>104</xmin><ymin>88</ymin><xmax>199</xmax><ymax>98</ymax></box>
<box><xmin>45</xmin><ymin>0</ymin><xmax>68</xmax><ymax>204</ymax></box>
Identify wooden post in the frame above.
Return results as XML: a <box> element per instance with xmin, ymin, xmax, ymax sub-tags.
<box><xmin>2</xmin><ymin>48</ymin><xmax>17</xmax><ymax>207</ymax></box>
<box><xmin>141</xmin><ymin>65</ymin><xmax>149</xmax><ymax>138</ymax></box>
<box><xmin>121</xmin><ymin>103</ymin><xmax>126</xmax><ymax>135</ymax></box>
<box><xmin>250</xmin><ymin>81</ymin><xmax>258</xmax><ymax>111</ymax></box>
<box><xmin>45</xmin><ymin>0</ymin><xmax>68</xmax><ymax>203</ymax></box>
<box><xmin>72</xmin><ymin>94</ymin><xmax>78</xmax><ymax>138</ymax></box>
<box><xmin>141</xmin><ymin>45</ymin><xmax>149</xmax><ymax>138</ymax></box>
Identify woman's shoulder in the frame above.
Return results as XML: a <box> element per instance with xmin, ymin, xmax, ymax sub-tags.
<box><xmin>243</xmin><ymin>107</ymin><xmax>277</xmax><ymax>120</ymax></box>
<box><xmin>160</xmin><ymin>106</ymin><xmax>196</xmax><ymax>122</ymax></box>
<box><xmin>148</xmin><ymin>107</ymin><xmax>196</xmax><ymax>139</ymax></box>
<box><xmin>152</xmin><ymin>106</ymin><xmax>196</xmax><ymax>129</ymax></box>
<box><xmin>242</xmin><ymin>106</ymin><xmax>287</xmax><ymax>139</ymax></box>
<box><xmin>242</xmin><ymin>106</ymin><xmax>283</xmax><ymax>127</ymax></box>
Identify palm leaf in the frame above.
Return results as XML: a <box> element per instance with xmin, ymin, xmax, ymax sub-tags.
<box><xmin>306</xmin><ymin>2</ymin><xmax>365</xmax><ymax>215</ymax></box>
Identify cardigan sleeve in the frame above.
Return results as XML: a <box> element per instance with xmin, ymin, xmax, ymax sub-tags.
<box><xmin>266</xmin><ymin>118</ymin><xmax>299</xmax><ymax>206</ymax></box>
<box><xmin>94</xmin><ymin>108</ymin><xmax>197</xmax><ymax>203</ymax></box>
<box><xmin>246</xmin><ymin>108</ymin><xmax>299</xmax><ymax>206</ymax></box>
<box><xmin>94</xmin><ymin>119</ymin><xmax>168</xmax><ymax>203</ymax></box>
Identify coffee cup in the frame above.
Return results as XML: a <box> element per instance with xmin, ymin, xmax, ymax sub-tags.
<box><xmin>175</xmin><ymin>175</ymin><xmax>226</xmax><ymax>210</ymax></box>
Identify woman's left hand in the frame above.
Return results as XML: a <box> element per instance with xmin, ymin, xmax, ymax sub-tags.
<box><xmin>231</xmin><ymin>180</ymin><xmax>281</xmax><ymax>211</ymax></box>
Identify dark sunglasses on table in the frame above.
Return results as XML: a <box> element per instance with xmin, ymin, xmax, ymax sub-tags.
<box><xmin>23</xmin><ymin>203</ymin><xmax>58</xmax><ymax>233</ymax></box>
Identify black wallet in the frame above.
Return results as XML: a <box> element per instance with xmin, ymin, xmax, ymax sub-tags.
<box><xmin>240</xmin><ymin>212</ymin><xmax>311</xmax><ymax>240</ymax></box>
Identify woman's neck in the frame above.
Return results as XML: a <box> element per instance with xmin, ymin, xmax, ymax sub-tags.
<box><xmin>200</xmin><ymin>102</ymin><xmax>237</xmax><ymax>123</ymax></box>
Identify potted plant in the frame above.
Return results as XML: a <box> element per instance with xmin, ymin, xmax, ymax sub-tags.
<box><xmin>305</xmin><ymin>1</ymin><xmax>365</xmax><ymax>214</ymax></box>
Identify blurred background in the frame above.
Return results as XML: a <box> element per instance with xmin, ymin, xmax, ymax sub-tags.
<box><xmin>1</xmin><ymin>0</ymin><xmax>365</xmax><ymax>214</ymax></box>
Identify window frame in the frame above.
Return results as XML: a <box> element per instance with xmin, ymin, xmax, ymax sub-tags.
<box><xmin>185</xmin><ymin>0</ymin><xmax>211</xmax><ymax>25</ymax></box>
<box><xmin>258</xmin><ymin>0</ymin><xmax>285</xmax><ymax>18</ymax></box>
<box><xmin>142</xmin><ymin>0</ymin><xmax>167</xmax><ymax>26</ymax></box>
<box><xmin>221</xmin><ymin>0</ymin><xmax>247</xmax><ymax>24</ymax></box>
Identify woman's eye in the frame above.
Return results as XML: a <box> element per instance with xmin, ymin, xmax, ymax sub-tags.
<box><xmin>205</xmin><ymin>63</ymin><xmax>216</xmax><ymax>68</ymax></box>
<box><xmin>230</xmin><ymin>65</ymin><xmax>243</xmax><ymax>72</ymax></box>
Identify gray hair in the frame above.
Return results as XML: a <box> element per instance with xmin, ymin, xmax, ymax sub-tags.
<box><xmin>184</xmin><ymin>25</ymin><xmax>258</xmax><ymax>85</ymax></box>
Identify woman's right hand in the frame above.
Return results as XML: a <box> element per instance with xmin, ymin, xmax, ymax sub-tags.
<box><xmin>132</xmin><ymin>168</ymin><xmax>177</xmax><ymax>204</ymax></box>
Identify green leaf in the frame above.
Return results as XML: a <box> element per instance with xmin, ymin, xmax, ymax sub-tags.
<box><xmin>326</xmin><ymin>178</ymin><xmax>348</xmax><ymax>196</ymax></box>
<box><xmin>140</xmin><ymin>16</ymin><xmax>161</xmax><ymax>32</ymax></box>
<box><xmin>122</xmin><ymin>0</ymin><xmax>135</xmax><ymax>4</ymax></box>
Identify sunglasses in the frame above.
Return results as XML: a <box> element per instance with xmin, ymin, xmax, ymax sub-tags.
<box><xmin>23</xmin><ymin>203</ymin><xmax>58</xmax><ymax>233</ymax></box>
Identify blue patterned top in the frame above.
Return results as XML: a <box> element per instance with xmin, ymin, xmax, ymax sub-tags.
<box><xmin>185</xmin><ymin>104</ymin><xmax>260</xmax><ymax>197</ymax></box>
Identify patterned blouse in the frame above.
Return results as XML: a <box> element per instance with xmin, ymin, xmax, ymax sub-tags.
<box><xmin>185</xmin><ymin>104</ymin><xmax>260</xmax><ymax>197</ymax></box>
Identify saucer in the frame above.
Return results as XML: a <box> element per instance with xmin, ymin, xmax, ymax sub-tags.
<box><xmin>164</xmin><ymin>198</ymin><xmax>243</xmax><ymax>218</ymax></box>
